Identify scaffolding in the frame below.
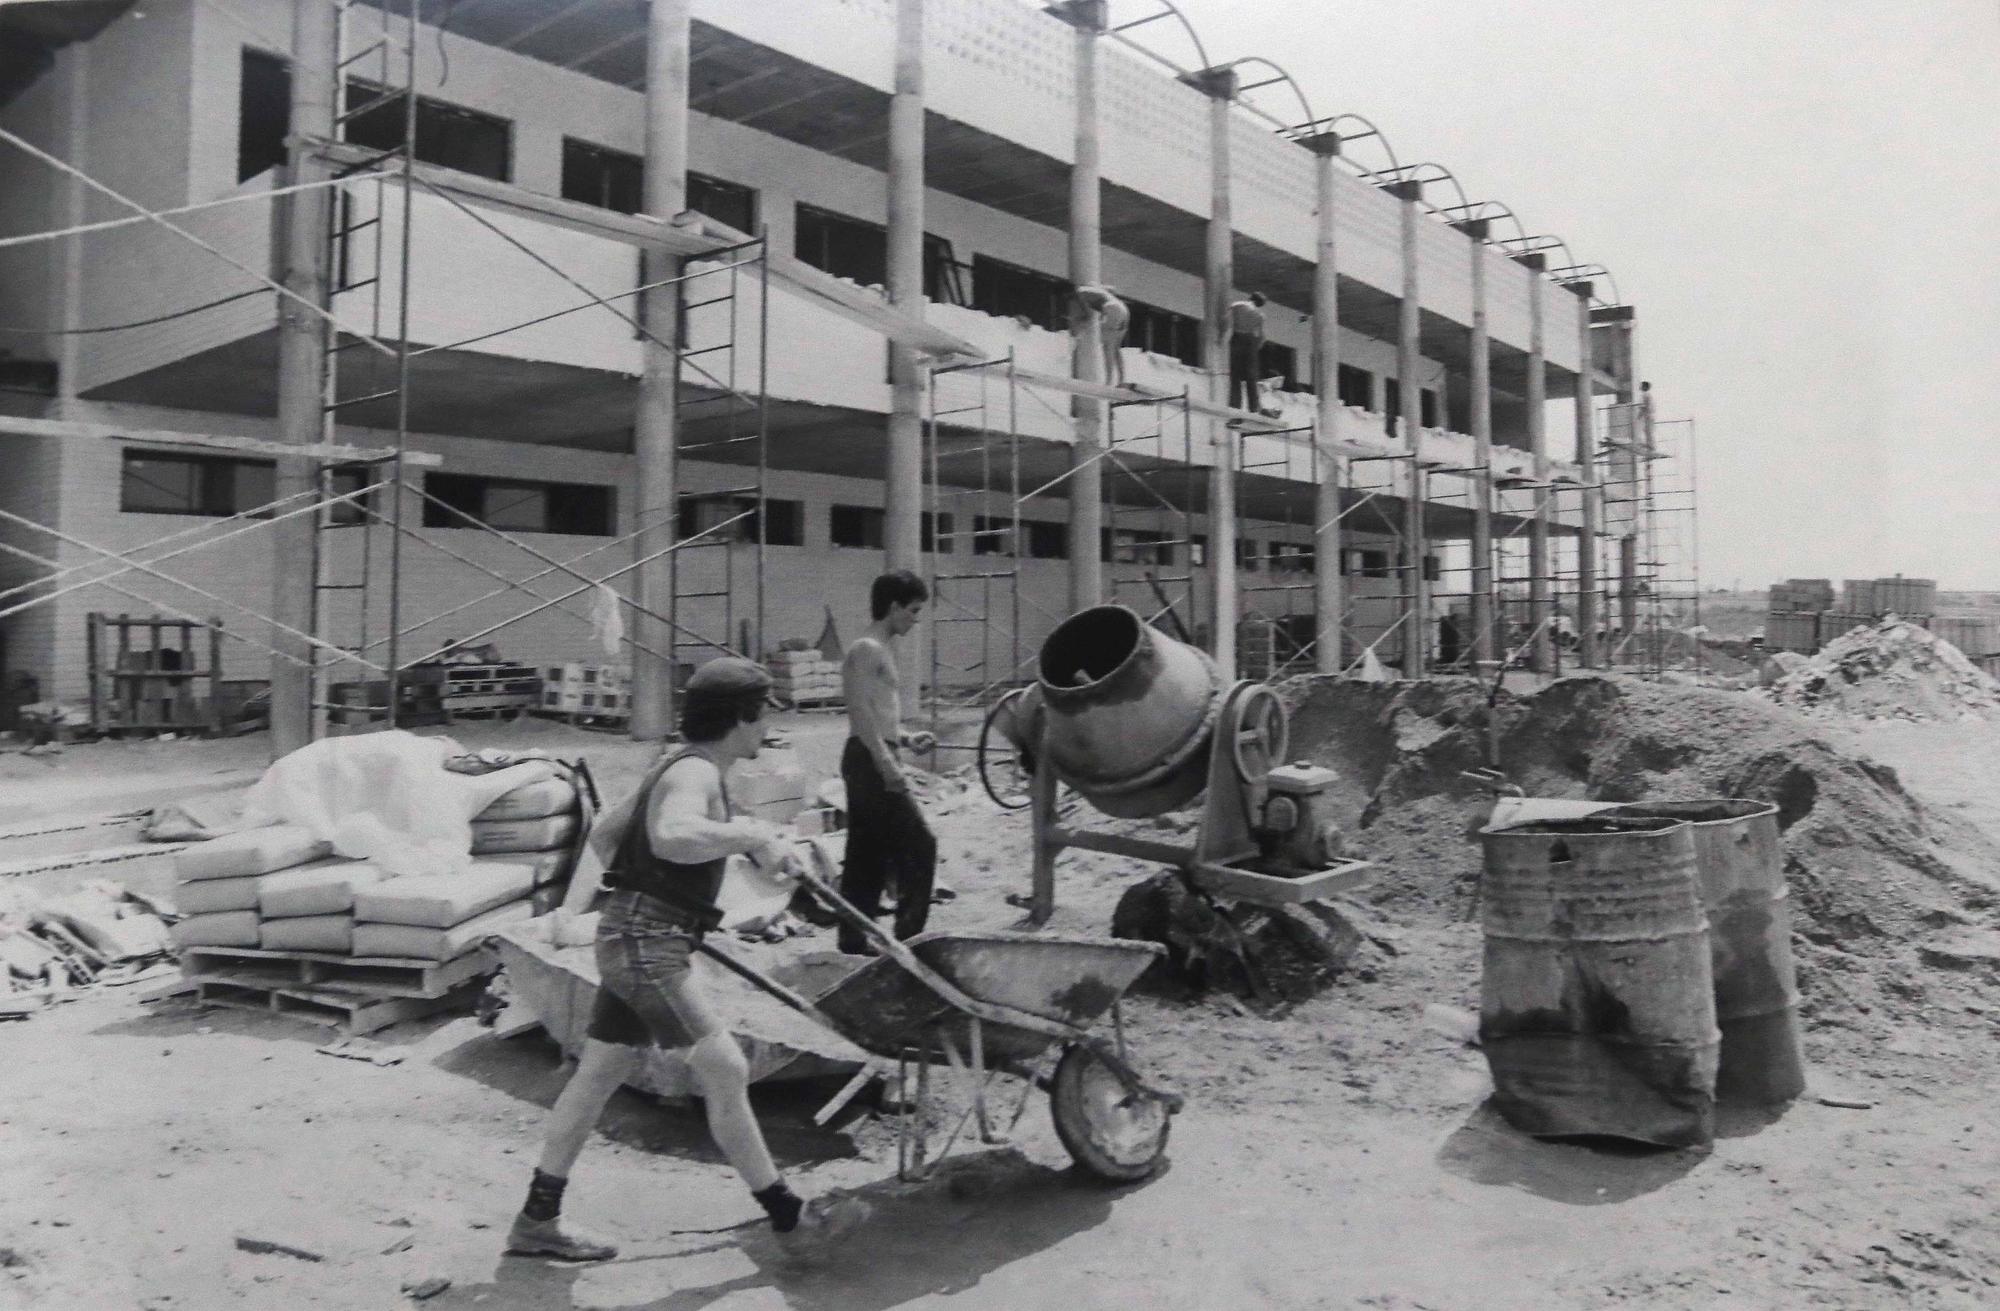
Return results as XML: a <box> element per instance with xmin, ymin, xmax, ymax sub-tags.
<box><xmin>0</xmin><ymin>0</ymin><xmax>788</xmax><ymax>743</ymax></box>
<box><xmin>1233</xmin><ymin>421</ymin><xmax>1315</xmax><ymax>673</ymax></box>
<box><xmin>0</xmin><ymin>0</ymin><xmax>1705</xmax><ymax>746</ymax></box>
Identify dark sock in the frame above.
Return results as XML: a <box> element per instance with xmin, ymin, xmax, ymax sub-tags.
<box><xmin>752</xmin><ymin>1180</ymin><xmax>804</xmax><ymax>1233</ymax></box>
<box><xmin>523</xmin><ymin>1169</ymin><xmax>567</xmax><ymax>1223</ymax></box>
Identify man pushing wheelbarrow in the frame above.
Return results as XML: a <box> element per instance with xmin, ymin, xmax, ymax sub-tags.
<box><xmin>504</xmin><ymin>656</ymin><xmax>1179</xmax><ymax>1263</ymax></box>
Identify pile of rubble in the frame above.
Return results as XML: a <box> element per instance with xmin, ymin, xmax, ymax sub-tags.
<box><xmin>1764</xmin><ymin>616</ymin><xmax>2000</xmax><ymax>720</ymax></box>
<box><xmin>0</xmin><ymin>880</ymin><xmax>175</xmax><ymax>1014</ymax></box>
<box><xmin>1278</xmin><ymin>673</ymin><xmax>2000</xmax><ymax>1038</ymax></box>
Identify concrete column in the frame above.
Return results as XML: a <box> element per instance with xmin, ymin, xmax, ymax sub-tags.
<box><xmin>884</xmin><ymin>0</ymin><xmax>926</xmax><ymax>710</ymax></box>
<box><xmin>1388</xmin><ymin>180</ymin><xmax>1425</xmax><ymax>677</ymax></box>
<box><xmin>1519</xmin><ymin>252</ymin><xmax>1552</xmax><ymax>674</ymax></box>
<box><xmin>1054</xmin><ymin>0</ymin><xmax>1106</xmax><ymax>611</ymax></box>
<box><xmin>1624</xmin><ymin>379</ymin><xmax>1652</xmax><ymax>635</ymax></box>
<box><xmin>1305</xmin><ymin>132</ymin><xmax>1343</xmax><ymax>674</ymax></box>
<box><xmin>1571</xmin><ymin>280</ymin><xmax>1600</xmax><ymax>667</ymax></box>
<box><xmin>51</xmin><ymin>45</ymin><xmax>88</xmax><ymax>403</ymax></box>
<box><xmin>269</xmin><ymin>0</ymin><xmax>339</xmax><ymax>758</ymax></box>
<box><xmin>1456</xmin><ymin>217</ymin><xmax>1495</xmax><ymax>667</ymax></box>
<box><xmin>629</xmin><ymin>0</ymin><xmax>691</xmax><ymax>741</ymax></box>
<box><xmin>1187</xmin><ymin>66</ymin><xmax>1238</xmax><ymax>679</ymax></box>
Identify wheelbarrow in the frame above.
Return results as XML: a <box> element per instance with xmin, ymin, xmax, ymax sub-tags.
<box><xmin>696</xmin><ymin>838</ymin><xmax>1182</xmax><ymax>1184</ymax></box>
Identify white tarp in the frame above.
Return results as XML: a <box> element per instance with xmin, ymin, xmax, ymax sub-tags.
<box><xmin>240</xmin><ymin>731</ymin><xmax>557</xmax><ymax>878</ymax></box>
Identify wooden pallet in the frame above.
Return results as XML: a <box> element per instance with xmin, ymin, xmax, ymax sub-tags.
<box><xmin>192</xmin><ymin>976</ymin><xmax>483</xmax><ymax>1036</ymax></box>
<box><xmin>179</xmin><ymin>945</ymin><xmax>491</xmax><ymax>999</ymax></box>
<box><xmin>528</xmin><ymin>706</ymin><xmax>630</xmax><ymax>728</ymax></box>
<box><xmin>443</xmin><ymin>692</ymin><xmax>538</xmax><ymax>719</ymax></box>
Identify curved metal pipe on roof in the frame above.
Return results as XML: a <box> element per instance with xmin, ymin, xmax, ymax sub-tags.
<box><xmin>1089</xmin><ymin>3</ymin><xmax>1626</xmax><ymax>313</ymax></box>
<box><xmin>1223</xmin><ymin>55</ymin><xmax>1316</xmax><ymax>135</ymax></box>
<box><xmin>1103</xmin><ymin>0</ymin><xmax>1212</xmax><ymax>84</ymax></box>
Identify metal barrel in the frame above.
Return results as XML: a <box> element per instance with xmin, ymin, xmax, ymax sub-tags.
<box><xmin>1605</xmin><ymin>800</ymin><xmax>1806</xmax><ymax>1104</ymax></box>
<box><xmin>1478</xmin><ymin>815</ymin><xmax>1719</xmax><ymax>1147</ymax></box>
<box><xmin>1025</xmin><ymin>605</ymin><xmax>1223</xmax><ymax>818</ymax></box>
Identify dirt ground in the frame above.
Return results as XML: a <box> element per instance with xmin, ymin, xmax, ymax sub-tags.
<box><xmin>4</xmin><ymin>687</ymin><xmax>2000</xmax><ymax>1310</ymax></box>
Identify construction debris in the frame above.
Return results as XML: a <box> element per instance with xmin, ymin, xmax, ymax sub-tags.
<box><xmin>1764</xmin><ymin>616</ymin><xmax>2000</xmax><ymax>720</ymax></box>
<box><xmin>232</xmin><ymin>1235</ymin><xmax>324</xmax><ymax>1263</ymax></box>
<box><xmin>0</xmin><ymin>880</ymin><xmax>174</xmax><ymax>1011</ymax></box>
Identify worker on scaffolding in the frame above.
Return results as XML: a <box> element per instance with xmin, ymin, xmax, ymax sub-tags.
<box><xmin>511</xmin><ymin>658</ymin><xmax>867</xmax><ymax>1262</ymax></box>
<box><xmin>1072</xmin><ymin>283</ymin><xmax>1131</xmax><ymax>389</ymax></box>
<box><xmin>837</xmin><ymin>570</ymin><xmax>939</xmax><ymax>955</ymax></box>
<box><xmin>1223</xmin><ymin>291</ymin><xmax>1271</xmax><ymax>419</ymax></box>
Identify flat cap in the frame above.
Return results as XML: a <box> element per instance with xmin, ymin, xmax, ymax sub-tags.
<box><xmin>685</xmin><ymin>655</ymin><xmax>773</xmax><ymax>699</ymax></box>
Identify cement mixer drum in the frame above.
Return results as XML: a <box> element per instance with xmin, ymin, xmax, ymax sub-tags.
<box><xmin>1027</xmin><ymin>606</ymin><xmax>1224</xmax><ymax>818</ymax></box>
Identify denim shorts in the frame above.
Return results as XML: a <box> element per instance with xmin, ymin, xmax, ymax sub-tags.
<box><xmin>586</xmin><ymin>889</ymin><xmax>715</xmax><ymax>1049</ymax></box>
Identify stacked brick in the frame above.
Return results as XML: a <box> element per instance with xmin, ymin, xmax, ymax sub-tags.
<box><xmin>539</xmin><ymin>663</ymin><xmax>629</xmax><ymax>720</ymax></box>
<box><xmin>767</xmin><ymin>649</ymin><xmax>842</xmax><ymax>707</ymax></box>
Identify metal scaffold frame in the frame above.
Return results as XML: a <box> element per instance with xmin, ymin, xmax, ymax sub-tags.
<box><xmin>0</xmin><ymin>0</ymin><xmax>1704</xmax><ymax>741</ymax></box>
<box><xmin>0</xmin><ymin>0</ymin><xmax>782</xmax><ymax>742</ymax></box>
<box><xmin>921</xmin><ymin>354</ymin><xmax>1230</xmax><ymax>738</ymax></box>
<box><xmin>1233</xmin><ymin>420</ymin><xmax>1316</xmax><ymax>674</ymax></box>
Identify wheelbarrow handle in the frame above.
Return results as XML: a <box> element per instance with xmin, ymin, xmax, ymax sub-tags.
<box><xmin>690</xmin><ymin>936</ymin><xmax>845</xmax><ymax>1034</ymax></box>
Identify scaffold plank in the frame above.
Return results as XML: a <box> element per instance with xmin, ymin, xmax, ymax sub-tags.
<box><xmin>0</xmin><ymin>416</ymin><xmax>443</xmax><ymax>467</ymax></box>
<box><xmin>312</xmin><ymin>139</ymin><xmax>978</xmax><ymax>361</ymax></box>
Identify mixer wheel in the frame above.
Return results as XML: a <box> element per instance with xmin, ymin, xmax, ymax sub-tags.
<box><xmin>1226</xmin><ymin>683</ymin><xmax>1289</xmax><ymax>785</ymax></box>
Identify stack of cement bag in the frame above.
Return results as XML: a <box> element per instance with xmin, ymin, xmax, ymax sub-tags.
<box><xmin>767</xmin><ymin>649</ymin><xmax>841</xmax><ymax>706</ymax></box>
<box><xmin>168</xmin><ymin>769</ymin><xmax>582</xmax><ymax>960</ymax></box>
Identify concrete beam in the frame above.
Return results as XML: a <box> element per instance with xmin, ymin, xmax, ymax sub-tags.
<box><xmin>1309</xmin><ymin>133</ymin><xmax>1343</xmax><ymax>674</ymax></box>
<box><xmin>1569</xmin><ymin>278</ymin><xmax>1599</xmax><ymax>667</ymax></box>
<box><xmin>885</xmin><ymin>0</ymin><xmax>925</xmax><ymax>707</ymax></box>
<box><xmin>1194</xmin><ymin>66</ymin><xmax>1238</xmax><ymax>679</ymax></box>
<box><xmin>1393</xmin><ymin>182</ymin><xmax>1426</xmax><ymax>676</ymax></box>
<box><xmin>311</xmin><ymin>140</ymin><xmax>977</xmax><ymax>359</ymax></box>
<box><xmin>630</xmin><ymin>0</ymin><xmax>690</xmax><ymax>741</ymax></box>
<box><xmin>1525</xmin><ymin>262</ymin><xmax>1551</xmax><ymax>673</ymax></box>
<box><xmin>0</xmin><ymin>416</ymin><xmax>442</xmax><ymax>467</ymax></box>
<box><xmin>270</xmin><ymin>0</ymin><xmax>338</xmax><ymax>758</ymax></box>
<box><xmin>1466</xmin><ymin>220</ymin><xmax>1495</xmax><ymax>668</ymax></box>
<box><xmin>1063</xmin><ymin>0</ymin><xmax>1106</xmax><ymax>613</ymax></box>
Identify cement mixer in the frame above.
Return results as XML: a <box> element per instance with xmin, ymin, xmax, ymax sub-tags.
<box><xmin>983</xmin><ymin>605</ymin><xmax>1372</xmax><ymax>924</ymax></box>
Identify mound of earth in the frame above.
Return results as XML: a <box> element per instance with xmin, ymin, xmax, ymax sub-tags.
<box><xmin>1765</xmin><ymin>616</ymin><xmax>2000</xmax><ymax>720</ymax></box>
<box><xmin>1277</xmin><ymin>674</ymin><xmax>2000</xmax><ymax>1042</ymax></box>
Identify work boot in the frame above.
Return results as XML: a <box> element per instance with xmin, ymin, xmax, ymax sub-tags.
<box><xmin>505</xmin><ymin>1213</ymin><xmax>618</xmax><ymax>1262</ymax></box>
<box><xmin>775</xmin><ymin>1195</ymin><xmax>871</xmax><ymax>1260</ymax></box>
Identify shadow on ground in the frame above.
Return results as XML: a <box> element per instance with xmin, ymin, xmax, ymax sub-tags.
<box><xmin>1435</xmin><ymin>1102</ymin><xmax>1705</xmax><ymax>1204</ymax></box>
<box><xmin>430</xmin><ymin>1025</ymin><xmax>865</xmax><ymax>1171</ymax></box>
<box><xmin>422</xmin><ymin>1147</ymin><xmax>1140</xmax><ymax>1311</ymax></box>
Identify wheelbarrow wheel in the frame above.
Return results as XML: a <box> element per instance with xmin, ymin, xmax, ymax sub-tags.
<box><xmin>1049</xmin><ymin>1043</ymin><xmax>1170</xmax><ymax>1183</ymax></box>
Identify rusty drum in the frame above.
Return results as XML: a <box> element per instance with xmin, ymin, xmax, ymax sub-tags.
<box><xmin>1478</xmin><ymin>814</ymin><xmax>1719</xmax><ymax>1147</ymax></box>
<box><xmin>1606</xmin><ymin>800</ymin><xmax>1805</xmax><ymax>1104</ymax></box>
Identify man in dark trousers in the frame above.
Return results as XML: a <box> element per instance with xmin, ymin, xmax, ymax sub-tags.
<box><xmin>510</xmin><ymin>658</ymin><xmax>867</xmax><ymax>1261</ymax></box>
<box><xmin>837</xmin><ymin>570</ymin><xmax>937</xmax><ymax>954</ymax></box>
<box><xmin>1225</xmin><ymin>290</ymin><xmax>1269</xmax><ymax>416</ymax></box>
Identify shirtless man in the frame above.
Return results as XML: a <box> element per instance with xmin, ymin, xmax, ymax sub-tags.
<box><xmin>1072</xmin><ymin>284</ymin><xmax>1131</xmax><ymax>389</ymax></box>
<box><xmin>510</xmin><ymin>657</ymin><xmax>865</xmax><ymax>1260</ymax></box>
<box><xmin>837</xmin><ymin>570</ymin><xmax>937</xmax><ymax>955</ymax></box>
<box><xmin>1224</xmin><ymin>290</ymin><xmax>1269</xmax><ymax>416</ymax></box>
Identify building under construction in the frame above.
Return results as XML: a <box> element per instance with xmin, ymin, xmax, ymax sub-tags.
<box><xmin>0</xmin><ymin>0</ymin><xmax>1695</xmax><ymax>754</ymax></box>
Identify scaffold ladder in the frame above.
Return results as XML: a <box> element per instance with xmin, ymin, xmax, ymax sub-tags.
<box><xmin>669</xmin><ymin>234</ymin><xmax>772</xmax><ymax>670</ymax></box>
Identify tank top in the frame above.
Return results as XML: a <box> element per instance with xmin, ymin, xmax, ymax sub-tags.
<box><xmin>601</xmin><ymin>747</ymin><xmax>732</xmax><ymax>931</ymax></box>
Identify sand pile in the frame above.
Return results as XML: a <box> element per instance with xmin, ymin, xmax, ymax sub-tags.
<box><xmin>1765</xmin><ymin>617</ymin><xmax>2000</xmax><ymax>720</ymax></box>
<box><xmin>1278</xmin><ymin>674</ymin><xmax>2000</xmax><ymax>1038</ymax></box>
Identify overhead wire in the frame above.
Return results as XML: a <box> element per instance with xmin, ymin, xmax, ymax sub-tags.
<box><xmin>0</xmin><ymin>286</ymin><xmax>266</xmax><ymax>336</ymax></box>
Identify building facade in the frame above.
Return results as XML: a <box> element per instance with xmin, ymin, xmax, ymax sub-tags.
<box><xmin>0</xmin><ymin>0</ymin><xmax>1620</xmax><ymax>715</ymax></box>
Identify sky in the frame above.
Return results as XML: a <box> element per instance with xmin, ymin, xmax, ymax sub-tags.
<box><xmin>1167</xmin><ymin>0</ymin><xmax>2000</xmax><ymax>591</ymax></box>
